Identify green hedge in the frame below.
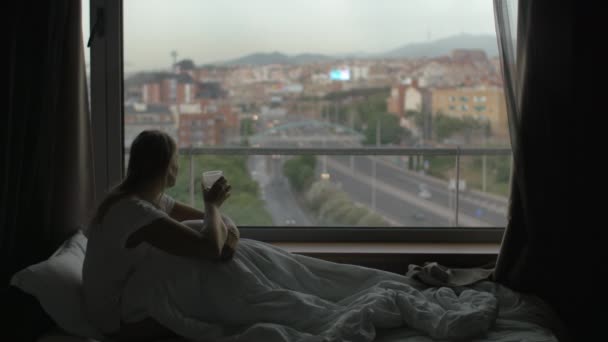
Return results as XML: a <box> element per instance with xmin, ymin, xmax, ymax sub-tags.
<box><xmin>304</xmin><ymin>181</ymin><xmax>390</xmax><ymax>226</ymax></box>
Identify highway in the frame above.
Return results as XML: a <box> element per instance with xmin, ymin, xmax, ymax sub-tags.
<box><xmin>249</xmin><ymin>116</ymin><xmax>508</xmax><ymax>227</ymax></box>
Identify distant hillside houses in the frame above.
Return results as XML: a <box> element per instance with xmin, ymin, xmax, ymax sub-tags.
<box><xmin>124</xmin><ymin>46</ymin><xmax>506</xmax><ymax>147</ymax></box>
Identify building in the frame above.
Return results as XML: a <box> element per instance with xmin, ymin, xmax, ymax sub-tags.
<box><xmin>178</xmin><ymin>113</ymin><xmax>224</xmax><ymax>148</ymax></box>
<box><xmin>387</xmin><ymin>79</ymin><xmax>424</xmax><ymax>117</ymax></box>
<box><xmin>430</xmin><ymin>86</ymin><xmax>509</xmax><ymax>139</ymax></box>
<box><xmin>197</xmin><ymin>82</ymin><xmax>227</xmax><ymax>99</ymax></box>
<box><xmin>124</xmin><ymin>103</ymin><xmax>178</xmax><ymax>148</ymax></box>
<box><xmin>386</xmin><ymin>80</ymin><xmax>434</xmax><ymax>140</ymax></box>
<box><xmin>142</xmin><ymin>73</ymin><xmax>196</xmax><ymax>105</ymax></box>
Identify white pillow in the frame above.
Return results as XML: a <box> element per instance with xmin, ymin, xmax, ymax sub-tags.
<box><xmin>10</xmin><ymin>231</ymin><xmax>103</xmax><ymax>340</ymax></box>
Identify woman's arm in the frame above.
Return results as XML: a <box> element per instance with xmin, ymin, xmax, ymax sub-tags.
<box><xmin>126</xmin><ymin>215</ymin><xmax>224</xmax><ymax>260</ymax></box>
<box><xmin>127</xmin><ymin>178</ymin><xmax>231</xmax><ymax>260</ymax></box>
<box><xmin>219</xmin><ymin>214</ymin><xmax>240</xmax><ymax>261</ymax></box>
<box><xmin>167</xmin><ymin>175</ymin><xmax>233</xmax><ymax>222</ymax></box>
<box><xmin>168</xmin><ymin>201</ymin><xmax>205</xmax><ymax>222</ymax></box>
<box><xmin>200</xmin><ymin>203</ymin><xmax>228</xmax><ymax>256</ymax></box>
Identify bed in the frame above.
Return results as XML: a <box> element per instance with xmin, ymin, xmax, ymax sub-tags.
<box><xmin>38</xmin><ymin>281</ymin><xmax>560</xmax><ymax>342</ymax></box>
<box><xmin>35</xmin><ymin>280</ymin><xmax>560</xmax><ymax>342</ymax></box>
<box><xmin>9</xmin><ymin>231</ymin><xmax>561</xmax><ymax>342</ymax></box>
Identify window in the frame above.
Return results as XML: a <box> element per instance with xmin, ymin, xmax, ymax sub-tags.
<box><xmin>89</xmin><ymin>0</ymin><xmax>511</xmax><ymax>243</ymax></box>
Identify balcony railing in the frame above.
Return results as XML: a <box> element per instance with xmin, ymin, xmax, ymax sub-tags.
<box><xmin>175</xmin><ymin>147</ymin><xmax>512</xmax><ymax>228</ymax></box>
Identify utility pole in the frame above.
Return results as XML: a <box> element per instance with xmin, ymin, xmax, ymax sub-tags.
<box><xmin>171</xmin><ymin>50</ymin><xmax>178</xmax><ymax>72</ymax></box>
<box><xmin>482</xmin><ymin>128</ymin><xmax>487</xmax><ymax>192</ymax></box>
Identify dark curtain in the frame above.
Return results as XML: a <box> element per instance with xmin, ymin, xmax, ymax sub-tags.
<box><xmin>1</xmin><ymin>0</ymin><xmax>95</xmax><ymax>285</ymax></box>
<box><xmin>494</xmin><ymin>0</ymin><xmax>603</xmax><ymax>339</ymax></box>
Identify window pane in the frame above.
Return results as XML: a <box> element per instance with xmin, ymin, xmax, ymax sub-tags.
<box><xmin>81</xmin><ymin>0</ymin><xmax>90</xmax><ymax>111</ymax></box>
<box><xmin>457</xmin><ymin>154</ymin><xmax>510</xmax><ymax>227</ymax></box>
<box><xmin>123</xmin><ymin>0</ymin><xmax>510</xmax><ymax>227</ymax></box>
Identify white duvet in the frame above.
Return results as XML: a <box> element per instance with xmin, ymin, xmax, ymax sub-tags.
<box><xmin>121</xmin><ymin>238</ymin><xmax>507</xmax><ymax>342</ymax></box>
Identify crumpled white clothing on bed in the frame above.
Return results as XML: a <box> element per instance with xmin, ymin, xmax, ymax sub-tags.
<box><xmin>123</xmin><ymin>236</ymin><xmax>498</xmax><ymax>342</ymax></box>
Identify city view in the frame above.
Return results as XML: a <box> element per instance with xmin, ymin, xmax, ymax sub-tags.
<box><xmin>119</xmin><ymin>0</ymin><xmax>511</xmax><ymax>228</ymax></box>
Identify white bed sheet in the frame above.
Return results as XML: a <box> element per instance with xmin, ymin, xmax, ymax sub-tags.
<box><xmin>38</xmin><ymin>283</ymin><xmax>560</xmax><ymax>342</ymax></box>
<box><xmin>40</xmin><ymin>241</ymin><xmax>560</xmax><ymax>341</ymax></box>
<box><xmin>375</xmin><ymin>281</ymin><xmax>560</xmax><ymax>342</ymax></box>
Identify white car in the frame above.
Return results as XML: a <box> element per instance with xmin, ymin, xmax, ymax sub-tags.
<box><xmin>418</xmin><ymin>183</ymin><xmax>432</xmax><ymax>199</ymax></box>
<box><xmin>448</xmin><ymin>179</ymin><xmax>467</xmax><ymax>192</ymax></box>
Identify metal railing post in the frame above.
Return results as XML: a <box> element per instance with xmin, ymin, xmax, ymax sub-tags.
<box><xmin>189</xmin><ymin>146</ymin><xmax>194</xmax><ymax>206</ymax></box>
<box><xmin>455</xmin><ymin>147</ymin><xmax>461</xmax><ymax>227</ymax></box>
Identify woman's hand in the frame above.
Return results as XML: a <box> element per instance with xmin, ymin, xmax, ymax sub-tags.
<box><xmin>202</xmin><ymin>176</ymin><xmax>231</xmax><ymax>207</ymax></box>
<box><xmin>219</xmin><ymin>216</ymin><xmax>239</xmax><ymax>261</ymax></box>
<box><xmin>219</xmin><ymin>228</ymin><xmax>238</xmax><ymax>261</ymax></box>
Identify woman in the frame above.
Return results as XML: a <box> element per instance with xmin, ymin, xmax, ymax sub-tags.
<box><xmin>83</xmin><ymin>130</ymin><xmax>239</xmax><ymax>340</ymax></box>
<box><xmin>83</xmin><ymin>130</ymin><xmax>498</xmax><ymax>342</ymax></box>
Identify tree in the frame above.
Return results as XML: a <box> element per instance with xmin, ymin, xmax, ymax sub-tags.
<box><xmin>364</xmin><ymin>113</ymin><xmax>410</xmax><ymax>145</ymax></box>
<box><xmin>357</xmin><ymin>212</ymin><xmax>389</xmax><ymax>226</ymax></box>
<box><xmin>318</xmin><ymin>195</ymin><xmax>350</xmax><ymax>222</ymax></box>
<box><xmin>328</xmin><ymin>204</ymin><xmax>358</xmax><ymax>225</ymax></box>
<box><xmin>305</xmin><ymin>181</ymin><xmax>336</xmax><ymax>212</ymax></box>
<box><xmin>240</xmin><ymin>118</ymin><xmax>255</xmax><ymax>137</ymax></box>
<box><xmin>435</xmin><ymin>113</ymin><xmax>490</xmax><ymax>143</ymax></box>
<box><xmin>342</xmin><ymin>206</ymin><xmax>369</xmax><ymax>225</ymax></box>
<box><xmin>283</xmin><ymin>156</ymin><xmax>317</xmax><ymax>192</ymax></box>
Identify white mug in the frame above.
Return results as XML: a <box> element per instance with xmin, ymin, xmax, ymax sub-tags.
<box><xmin>202</xmin><ymin>170</ymin><xmax>223</xmax><ymax>190</ymax></box>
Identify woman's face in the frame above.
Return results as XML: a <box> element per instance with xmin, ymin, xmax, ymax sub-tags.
<box><xmin>165</xmin><ymin>153</ymin><xmax>178</xmax><ymax>188</ymax></box>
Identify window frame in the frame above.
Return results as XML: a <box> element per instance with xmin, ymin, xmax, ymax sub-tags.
<box><xmin>89</xmin><ymin>0</ymin><xmax>508</xmax><ymax>244</ymax></box>
<box><xmin>90</xmin><ymin>0</ymin><xmax>124</xmax><ymax>200</ymax></box>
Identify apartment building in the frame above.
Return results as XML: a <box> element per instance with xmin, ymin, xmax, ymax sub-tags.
<box><xmin>430</xmin><ymin>86</ymin><xmax>508</xmax><ymax>139</ymax></box>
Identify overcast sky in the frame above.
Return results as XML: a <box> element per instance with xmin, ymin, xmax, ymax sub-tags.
<box><xmin>83</xmin><ymin>0</ymin><xmax>497</xmax><ymax>71</ymax></box>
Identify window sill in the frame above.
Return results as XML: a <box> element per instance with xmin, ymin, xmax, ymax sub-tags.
<box><xmin>271</xmin><ymin>242</ymin><xmax>500</xmax><ymax>255</ymax></box>
<box><xmin>269</xmin><ymin>242</ymin><xmax>500</xmax><ymax>272</ymax></box>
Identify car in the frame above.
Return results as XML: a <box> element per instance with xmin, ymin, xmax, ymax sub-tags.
<box><xmin>412</xmin><ymin>213</ymin><xmax>426</xmax><ymax>221</ymax></box>
<box><xmin>418</xmin><ymin>189</ymin><xmax>431</xmax><ymax>199</ymax></box>
<box><xmin>448</xmin><ymin>179</ymin><xmax>467</xmax><ymax>192</ymax></box>
<box><xmin>417</xmin><ymin>183</ymin><xmax>432</xmax><ymax>199</ymax></box>
<box><xmin>284</xmin><ymin>218</ymin><xmax>296</xmax><ymax>225</ymax></box>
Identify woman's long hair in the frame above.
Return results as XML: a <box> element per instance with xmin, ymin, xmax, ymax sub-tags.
<box><xmin>92</xmin><ymin>130</ymin><xmax>176</xmax><ymax>224</ymax></box>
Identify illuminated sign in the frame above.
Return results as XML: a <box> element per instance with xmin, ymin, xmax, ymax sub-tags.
<box><xmin>329</xmin><ymin>68</ymin><xmax>350</xmax><ymax>81</ymax></box>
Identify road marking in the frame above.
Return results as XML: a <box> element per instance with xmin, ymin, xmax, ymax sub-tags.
<box><xmin>326</xmin><ymin>158</ymin><xmax>489</xmax><ymax>227</ymax></box>
<box><xmin>358</xmin><ymin>156</ymin><xmax>509</xmax><ymax>216</ymax></box>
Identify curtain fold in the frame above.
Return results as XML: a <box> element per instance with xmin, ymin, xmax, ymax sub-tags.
<box><xmin>1</xmin><ymin>0</ymin><xmax>94</xmax><ymax>285</ymax></box>
<box><xmin>493</xmin><ymin>0</ymin><xmax>601</xmax><ymax>339</ymax></box>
